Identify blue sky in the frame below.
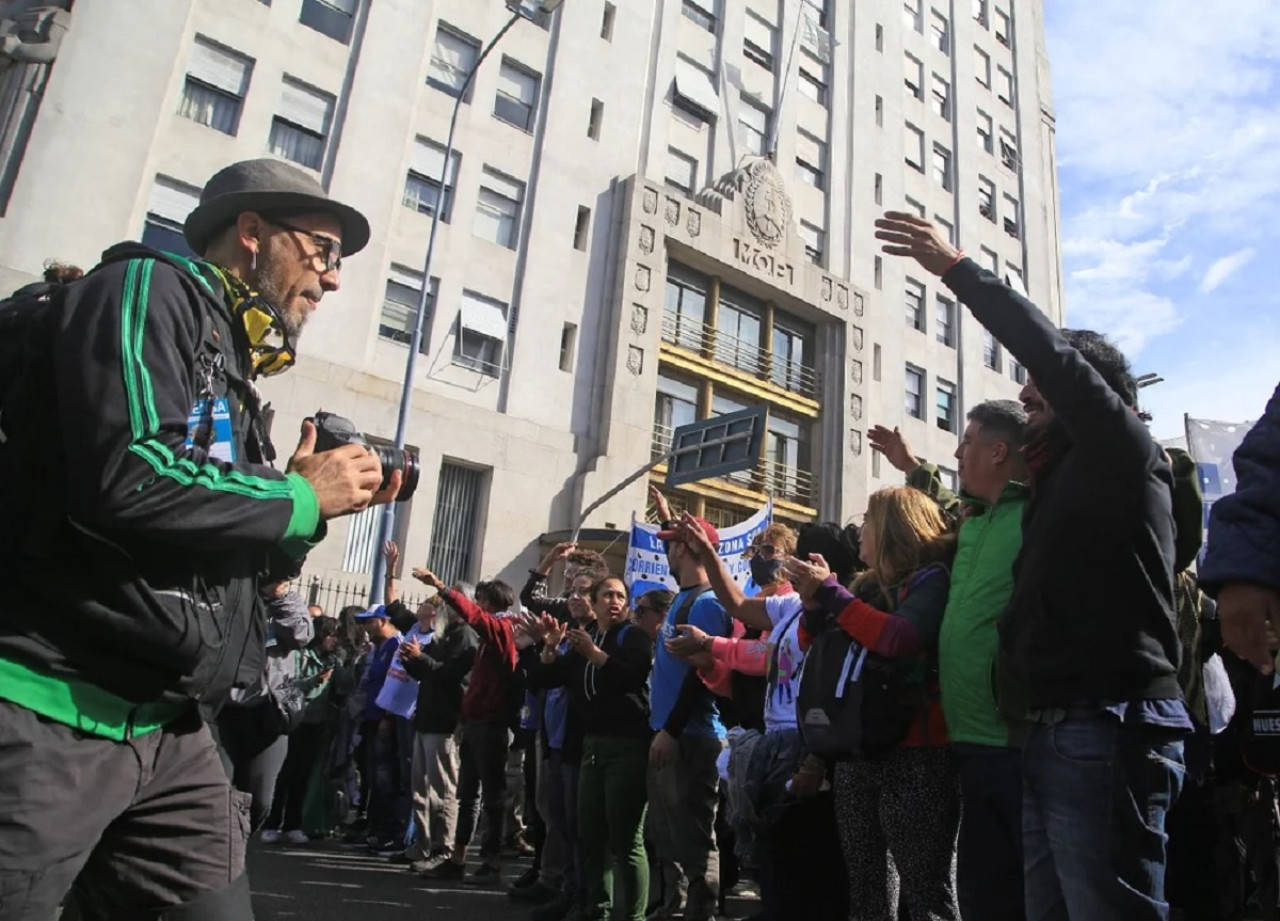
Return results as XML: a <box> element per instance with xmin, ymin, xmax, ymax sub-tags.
<box><xmin>1043</xmin><ymin>2</ymin><xmax>1280</xmax><ymax>439</ymax></box>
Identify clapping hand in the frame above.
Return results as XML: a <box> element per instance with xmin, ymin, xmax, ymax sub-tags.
<box><xmin>665</xmin><ymin>623</ymin><xmax>709</xmax><ymax>658</ymax></box>
<box><xmin>785</xmin><ymin>553</ymin><xmax>832</xmax><ymax>604</ymax></box>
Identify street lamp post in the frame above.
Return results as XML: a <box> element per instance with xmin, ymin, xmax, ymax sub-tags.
<box><xmin>368</xmin><ymin>0</ymin><xmax>565</xmax><ymax>604</ymax></box>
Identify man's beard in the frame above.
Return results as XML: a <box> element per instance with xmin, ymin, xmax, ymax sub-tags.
<box><xmin>248</xmin><ymin>248</ymin><xmax>306</xmax><ymax>340</ymax></box>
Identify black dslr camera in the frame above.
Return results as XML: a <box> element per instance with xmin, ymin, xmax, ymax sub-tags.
<box><xmin>310</xmin><ymin>411</ymin><xmax>420</xmax><ymax>502</ymax></box>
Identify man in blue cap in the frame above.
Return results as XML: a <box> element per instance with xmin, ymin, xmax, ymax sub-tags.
<box><xmin>357</xmin><ymin>603</ymin><xmax>407</xmax><ymax>853</ymax></box>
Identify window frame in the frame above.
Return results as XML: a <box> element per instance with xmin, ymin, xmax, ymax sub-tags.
<box><xmin>427</xmin><ymin>24</ymin><xmax>480</xmax><ymax>99</ymax></box>
<box><xmin>493</xmin><ymin>57</ymin><xmax>540</xmax><ymax>132</ymax></box>
<box><xmin>905</xmin><ymin>278</ymin><xmax>926</xmax><ymax>333</ymax></box>
<box><xmin>905</xmin><ymin>364</ymin><xmax>926</xmax><ymax>420</ymax></box>
<box><xmin>472</xmin><ymin>167</ymin><xmax>525</xmax><ymax>250</ymax></box>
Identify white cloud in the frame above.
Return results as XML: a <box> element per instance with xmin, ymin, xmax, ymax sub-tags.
<box><xmin>1200</xmin><ymin>247</ymin><xmax>1257</xmax><ymax>293</ymax></box>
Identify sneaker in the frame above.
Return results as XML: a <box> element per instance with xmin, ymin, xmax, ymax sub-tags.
<box><xmin>424</xmin><ymin>860</ymin><xmax>466</xmax><ymax>881</ymax></box>
<box><xmin>504</xmin><ymin>832</ymin><xmax>536</xmax><ymax>857</ymax></box>
<box><xmin>410</xmin><ymin>849</ymin><xmax>450</xmax><ymax>874</ymax></box>
<box><xmin>510</xmin><ymin>867</ymin><xmax>540</xmax><ymax>891</ymax></box>
<box><xmin>368</xmin><ymin>838</ymin><xmax>401</xmax><ymax>857</ymax></box>
<box><xmin>259</xmin><ymin>829</ymin><xmax>281</xmax><ymax>844</ymax></box>
<box><xmin>283</xmin><ymin>830</ymin><xmax>309</xmax><ymax>846</ymax></box>
<box><xmin>386</xmin><ymin>852</ymin><xmax>414</xmax><ymax>865</ymax></box>
<box><xmin>509</xmin><ymin>881</ymin><xmax>559</xmax><ymax>905</ymax></box>
<box><xmin>471</xmin><ymin>863</ymin><xmax>503</xmax><ymax>885</ymax></box>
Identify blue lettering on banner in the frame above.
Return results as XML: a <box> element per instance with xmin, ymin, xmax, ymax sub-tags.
<box><xmin>623</xmin><ymin>501</ymin><xmax>773</xmax><ymax>596</ymax></box>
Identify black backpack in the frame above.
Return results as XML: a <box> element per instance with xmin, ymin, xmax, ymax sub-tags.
<box><xmin>0</xmin><ymin>280</ymin><xmax>67</xmax><ymax>411</ymax></box>
<box><xmin>796</xmin><ymin>570</ymin><xmax>936</xmax><ymax>760</ymax></box>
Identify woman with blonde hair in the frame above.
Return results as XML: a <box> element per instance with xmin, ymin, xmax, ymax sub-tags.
<box><xmin>790</xmin><ymin>486</ymin><xmax>960</xmax><ymax>921</ymax></box>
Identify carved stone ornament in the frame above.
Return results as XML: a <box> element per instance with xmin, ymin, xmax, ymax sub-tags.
<box><xmin>687</xmin><ymin>209</ymin><xmax>701</xmax><ymax>237</ymax></box>
<box><xmin>851</xmin><ymin>429</ymin><xmax>863</xmax><ymax>456</ymax></box>
<box><xmin>635</xmin><ymin>264</ymin><xmax>651</xmax><ymax>292</ymax></box>
<box><xmin>743</xmin><ymin>157</ymin><xmax>792</xmax><ymax>250</ymax></box>
<box><xmin>851</xmin><ymin>394</ymin><xmax>864</xmax><ymax>421</ymax></box>
<box><xmin>851</xmin><ymin>359</ymin><xmax>863</xmax><ymax>385</ymax></box>
<box><xmin>642</xmin><ymin>187</ymin><xmax>658</xmax><ymax>214</ymax></box>
<box><xmin>821</xmin><ymin>277</ymin><xmax>833</xmax><ymax>302</ymax></box>
<box><xmin>627</xmin><ymin>345</ymin><xmax>644</xmax><ymax>376</ymax></box>
<box><xmin>838</xmin><ymin>286</ymin><xmax>850</xmax><ymax>311</ymax></box>
<box><xmin>664</xmin><ymin>197</ymin><xmax>680</xmax><ymax>227</ymax></box>
<box><xmin>630</xmin><ymin>304</ymin><xmax>648</xmax><ymax>335</ymax></box>
<box><xmin>852</xmin><ymin>326</ymin><xmax>864</xmax><ymax>351</ymax></box>
<box><xmin>853</xmin><ymin>292</ymin><xmax>864</xmax><ymax>316</ymax></box>
<box><xmin>638</xmin><ymin>225</ymin><xmax>655</xmax><ymax>255</ymax></box>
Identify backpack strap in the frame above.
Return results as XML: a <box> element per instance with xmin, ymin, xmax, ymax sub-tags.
<box><xmin>674</xmin><ymin>584</ymin><xmax>713</xmax><ymax>628</ymax></box>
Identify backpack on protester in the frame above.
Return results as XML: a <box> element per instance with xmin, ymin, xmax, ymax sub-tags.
<box><xmin>796</xmin><ymin>570</ymin><xmax>936</xmax><ymax>760</ymax></box>
<box><xmin>1240</xmin><ymin>665</ymin><xmax>1280</xmax><ymax>778</ymax></box>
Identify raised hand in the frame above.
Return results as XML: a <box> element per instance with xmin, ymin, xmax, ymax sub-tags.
<box><xmin>867</xmin><ymin>425</ymin><xmax>920</xmax><ymax>474</ymax></box>
<box><xmin>675</xmin><ymin>512</ymin><xmax>717</xmax><ymax>560</ymax></box>
<box><xmin>874</xmin><ymin>211</ymin><xmax>963</xmax><ymax>277</ymax></box>
<box><xmin>411</xmin><ymin>567</ymin><xmax>445</xmax><ymax>591</ymax></box>
<box><xmin>649</xmin><ymin>484</ymin><xmax>673</xmax><ymax>523</ymax></box>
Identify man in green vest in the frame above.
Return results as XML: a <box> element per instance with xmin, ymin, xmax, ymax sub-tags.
<box><xmin>870</xmin><ymin>398</ymin><xmax>1029</xmax><ymax>921</ymax></box>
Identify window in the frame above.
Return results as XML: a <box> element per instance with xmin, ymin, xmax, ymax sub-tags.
<box><xmin>973</xmin><ymin>0</ymin><xmax>988</xmax><ymax>26</ymax></box>
<box><xmin>938</xmin><ymin>466</ymin><xmax>958</xmax><ymax>491</ymax></box>
<box><xmin>269</xmin><ymin>78</ymin><xmax>333</xmax><ymax>170</ymax></box>
<box><xmin>299</xmin><ymin>0</ymin><xmax>355</xmax><ymax>43</ymax></box>
<box><xmin>1005</xmin><ymin>262</ymin><xmax>1027</xmax><ymax>296</ymax></box>
<box><xmin>932</xmin><ymin>144</ymin><xmax>952</xmax><ymax>190</ymax></box>
<box><xmin>979</xmin><ymin>246</ymin><xmax>998</xmax><ymax>273</ymax></box>
<box><xmin>905</xmin><ymin>278</ymin><xmax>926</xmax><ymax>332</ymax></box>
<box><xmin>655</xmin><ymin>375</ymin><xmax>699</xmax><ymax>450</ymax></box>
<box><xmin>494</xmin><ymin>58</ymin><xmax>539</xmax><ymax>131</ymax></box>
<box><xmin>1003</xmin><ymin>192</ymin><xmax>1020</xmax><ymax>239</ymax></box>
<box><xmin>681</xmin><ymin>0</ymin><xmax>716</xmax><ymax>32</ymax></box>
<box><xmin>426</xmin><ymin>461</ymin><xmax>486</xmax><ymax>586</ymax></box>
<box><xmin>995</xmin><ymin>8</ymin><xmax>1011</xmax><ymax>45</ymax></box>
<box><xmin>1010</xmin><ymin>357</ymin><xmax>1027</xmax><ymax>385</ymax></box>
<box><xmin>876</xmin><ymin>23</ymin><xmax>884</xmax><ymax>52</ymax></box>
<box><xmin>560</xmin><ymin>322</ymin><xmax>578</xmax><ymax>371</ymax></box>
<box><xmin>905</xmin><ymin>195</ymin><xmax>926</xmax><ymax>217</ymax></box>
<box><xmin>378</xmin><ymin>267</ymin><xmax>436</xmax><ymax>353</ymax></box>
<box><xmin>141</xmin><ymin>175</ymin><xmax>200</xmax><ymax>257</ymax></box>
<box><xmin>905</xmin><ymin>365</ymin><xmax>925</xmax><ymax>419</ymax></box>
<box><xmin>799</xmin><ymin>220</ymin><xmax>825</xmax><ymax>265</ymax></box>
<box><xmin>179</xmin><ymin>37</ymin><xmax>251</xmax><ymax>136</ymax></box>
<box><xmin>772</xmin><ymin>324</ymin><xmax>809</xmax><ymax>392</ymax></box>
<box><xmin>803</xmin><ymin>0</ymin><xmax>830</xmax><ymax>29</ymax></box>
<box><xmin>573</xmin><ymin>206</ymin><xmax>591</xmax><ymax>250</ymax></box>
<box><xmin>978</xmin><ymin>176</ymin><xmax>996</xmax><ymax>220</ymax></box>
<box><xmin>875</xmin><ymin>95</ymin><xmax>884</xmax><ymax>126</ymax></box>
<box><xmin>454</xmin><ymin>289</ymin><xmax>510</xmax><ymax>375</ymax></box>
<box><xmin>743</xmin><ymin>11</ymin><xmax>776</xmax><ymax>71</ymax></box>
<box><xmin>798</xmin><ymin>48</ymin><xmax>829</xmax><ymax>105</ymax></box>
<box><xmin>930</xmin><ymin>10</ymin><xmax>950</xmax><ymax>52</ymax></box>
<box><xmin>977</xmin><ymin>109</ymin><xmax>994</xmax><ymax>152</ymax></box>
<box><xmin>601</xmin><ymin>2</ymin><xmax>616</xmax><ymax>40</ymax></box>
<box><xmin>716</xmin><ymin>292</ymin><xmax>763</xmax><ymax>373</ymax></box>
<box><xmin>765</xmin><ymin>414</ymin><xmax>809</xmax><ymax>499</ymax></box>
<box><xmin>664</xmin><ymin>267</ymin><xmax>707</xmax><ymax>351</ymax></box>
<box><xmin>873</xmin><ymin>343</ymin><xmax>883</xmax><ymax>381</ymax></box>
<box><xmin>999</xmin><ymin>128</ymin><xmax>1019</xmax><ymax>170</ymax></box>
<box><xmin>931</xmin><ymin>74</ymin><xmax>950</xmax><ymax>120</ymax></box>
<box><xmin>795</xmin><ymin>130</ymin><xmax>827</xmax><ymax>189</ymax></box>
<box><xmin>903</xmin><ymin>0</ymin><xmax>922</xmax><ymax>31</ymax></box>
<box><xmin>975</xmin><ymin>46</ymin><xmax>991</xmax><ymax>86</ymax></box>
<box><xmin>666</xmin><ymin>146</ymin><xmax>698</xmax><ymax>195</ymax></box>
<box><xmin>588</xmin><ymin>98</ymin><xmax>603</xmax><ymax>139</ymax></box>
<box><xmin>905</xmin><ymin>123</ymin><xmax>925</xmax><ymax>171</ymax></box>
<box><xmin>905</xmin><ymin>52</ymin><xmax>924</xmax><ymax>100</ymax></box>
<box><xmin>739</xmin><ymin>94</ymin><xmax>771</xmax><ymax>156</ymax></box>
<box><xmin>874</xmin><ymin>173</ymin><xmax>883</xmax><ymax>205</ymax></box>
<box><xmin>935</xmin><ymin>295</ymin><xmax>955</xmax><ymax>347</ymax></box>
<box><xmin>936</xmin><ymin>380</ymin><xmax>957</xmax><ymax>432</ymax></box>
<box><xmin>874</xmin><ymin>255</ymin><xmax>883</xmax><ymax>289</ymax></box>
<box><xmin>404</xmin><ymin>136</ymin><xmax>459</xmax><ymax>221</ymax></box>
<box><xmin>428</xmin><ymin>24</ymin><xmax>479</xmax><ymax>98</ymax></box>
<box><xmin>997</xmin><ymin>66</ymin><xmax>1014</xmax><ymax>105</ymax></box>
<box><xmin>673</xmin><ymin>55</ymin><xmax>719</xmax><ymax>123</ymax></box>
<box><xmin>983</xmin><ymin>329</ymin><xmax>1002</xmax><ymax>370</ymax></box>
<box><xmin>473</xmin><ymin>167</ymin><xmax>525</xmax><ymax>249</ymax></box>
<box><xmin>936</xmin><ymin>214</ymin><xmax>955</xmax><ymax>244</ymax></box>
<box><xmin>873</xmin><ymin>451</ymin><xmax>882</xmax><ymax>478</ymax></box>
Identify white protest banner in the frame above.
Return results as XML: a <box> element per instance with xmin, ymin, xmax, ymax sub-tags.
<box><xmin>623</xmin><ymin>501</ymin><xmax>773</xmax><ymax>600</ymax></box>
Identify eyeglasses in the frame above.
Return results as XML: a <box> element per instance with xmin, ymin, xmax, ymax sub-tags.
<box><xmin>264</xmin><ymin>217</ymin><xmax>343</xmax><ymax>272</ymax></box>
<box><xmin>742</xmin><ymin>543</ymin><xmax>781</xmax><ymax>561</ymax></box>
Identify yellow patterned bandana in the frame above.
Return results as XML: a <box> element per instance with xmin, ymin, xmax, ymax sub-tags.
<box><xmin>206</xmin><ymin>264</ymin><xmax>296</xmax><ymax>378</ymax></box>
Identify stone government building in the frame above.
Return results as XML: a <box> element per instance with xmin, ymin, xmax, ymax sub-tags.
<box><xmin>0</xmin><ymin>0</ymin><xmax>1063</xmax><ymax>590</ymax></box>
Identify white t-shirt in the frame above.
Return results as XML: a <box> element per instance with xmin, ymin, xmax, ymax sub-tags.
<box><xmin>763</xmin><ymin>592</ymin><xmax>806</xmax><ymax>733</ymax></box>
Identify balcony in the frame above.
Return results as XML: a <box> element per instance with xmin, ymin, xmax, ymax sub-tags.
<box><xmin>660</xmin><ymin>309</ymin><xmax>820</xmax><ymax>405</ymax></box>
<box><xmin>651</xmin><ymin>422</ymin><xmax>816</xmax><ymax>508</ymax></box>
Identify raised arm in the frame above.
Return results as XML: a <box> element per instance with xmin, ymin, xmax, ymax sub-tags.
<box><xmin>670</xmin><ymin>512</ymin><xmax>772</xmax><ymax>630</ymax></box>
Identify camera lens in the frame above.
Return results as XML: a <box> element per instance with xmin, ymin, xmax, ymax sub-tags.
<box><xmin>375</xmin><ymin>445</ymin><xmax>420</xmax><ymax>503</ymax></box>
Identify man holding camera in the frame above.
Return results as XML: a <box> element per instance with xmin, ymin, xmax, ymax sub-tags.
<box><xmin>0</xmin><ymin>159</ymin><xmax>400</xmax><ymax>919</ymax></box>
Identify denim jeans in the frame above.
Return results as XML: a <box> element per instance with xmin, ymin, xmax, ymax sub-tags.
<box><xmin>953</xmin><ymin>742</ymin><xmax>1025</xmax><ymax>921</ymax></box>
<box><xmin>1022</xmin><ymin>714</ymin><xmax>1185</xmax><ymax>921</ymax></box>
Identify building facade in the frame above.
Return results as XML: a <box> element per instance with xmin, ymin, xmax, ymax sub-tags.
<box><xmin>0</xmin><ymin>0</ymin><xmax>1063</xmax><ymax>589</ymax></box>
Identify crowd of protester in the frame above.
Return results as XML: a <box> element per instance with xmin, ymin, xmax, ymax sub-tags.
<box><xmin>203</xmin><ymin>212</ymin><xmax>1280</xmax><ymax>921</ymax></box>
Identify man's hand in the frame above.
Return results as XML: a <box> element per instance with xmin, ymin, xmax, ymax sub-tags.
<box><xmin>537</xmin><ymin>541</ymin><xmax>577</xmax><ymax>575</ymax></box>
<box><xmin>789</xmin><ymin>769</ymin><xmax>823</xmax><ymax>801</ymax></box>
<box><xmin>874</xmin><ymin>211</ymin><xmax>962</xmax><ymax>277</ymax></box>
<box><xmin>412</xmin><ymin>567</ymin><xmax>446</xmax><ymax>592</ymax></box>
<box><xmin>785</xmin><ymin>553</ymin><xmax>832</xmax><ymax>604</ymax></box>
<box><xmin>650</xmin><ymin>484</ymin><xmax>674</xmax><ymax>524</ymax></box>
<box><xmin>399</xmin><ymin>636</ymin><xmax>422</xmax><ymax>660</ymax></box>
<box><xmin>383</xmin><ymin>540</ymin><xmax>400</xmax><ymax>570</ymax></box>
<box><xmin>674</xmin><ymin>512</ymin><xmax>717</xmax><ymax>561</ymax></box>
<box><xmin>1217</xmin><ymin>582</ymin><xmax>1280</xmax><ymax>675</ymax></box>
<box><xmin>650</xmin><ymin>729</ymin><xmax>678</xmax><ymax>768</ymax></box>
<box><xmin>288</xmin><ymin>420</ymin><xmax>398</xmax><ymax>519</ymax></box>
<box><xmin>666</xmin><ymin>623</ymin><xmax>710</xmax><ymax>658</ymax></box>
<box><xmin>868</xmin><ymin>425</ymin><xmax>920</xmax><ymax>474</ymax></box>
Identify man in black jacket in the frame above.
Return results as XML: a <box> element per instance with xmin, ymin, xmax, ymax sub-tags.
<box><xmin>878</xmin><ymin>212</ymin><xmax>1187</xmax><ymax>921</ymax></box>
<box><xmin>0</xmin><ymin>159</ymin><xmax>400</xmax><ymax>919</ymax></box>
<box><xmin>399</xmin><ymin>594</ymin><xmax>479</xmax><ymax>872</ymax></box>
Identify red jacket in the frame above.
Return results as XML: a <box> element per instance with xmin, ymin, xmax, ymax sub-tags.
<box><xmin>441</xmin><ymin>588</ymin><xmax>519</xmax><ymax>722</ymax></box>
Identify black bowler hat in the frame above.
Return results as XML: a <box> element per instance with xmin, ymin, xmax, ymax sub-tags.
<box><xmin>183</xmin><ymin>158</ymin><xmax>370</xmax><ymax>257</ymax></box>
